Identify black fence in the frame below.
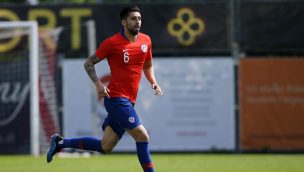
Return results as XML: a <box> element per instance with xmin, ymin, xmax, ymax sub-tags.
<box><xmin>1</xmin><ymin>1</ymin><xmax>303</xmax><ymax>57</ymax></box>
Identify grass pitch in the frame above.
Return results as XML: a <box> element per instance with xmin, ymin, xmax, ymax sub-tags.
<box><xmin>1</xmin><ymin>154</ymin><xmax>304</xmax><ymax>172</ymax></box>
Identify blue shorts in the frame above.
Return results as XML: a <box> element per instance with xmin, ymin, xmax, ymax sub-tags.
<box><xmin>102</xmin><ymin>97</ymin><xmax>141</xmax><ymax>139</ymax></box>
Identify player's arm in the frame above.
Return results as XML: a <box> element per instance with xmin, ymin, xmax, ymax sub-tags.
<box><xmin>143</xmin><ymin>59</ymin><xmax>162</xmax><ymax>96</ymax></box>
<box><xmin>84</xmin><ymin>54</ymin><xmax>110</xmax><ymax>98</ymax></box>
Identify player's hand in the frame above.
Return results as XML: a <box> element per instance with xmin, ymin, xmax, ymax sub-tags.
<box><xmin>152</xmin><ymin>83</ymin><xmax>163</xmax><ymax>96</ymax></box>
<box><xmin>96</xmin><ymin>84</ymin><xmax>110</xmax><ymax>99</ymax></box>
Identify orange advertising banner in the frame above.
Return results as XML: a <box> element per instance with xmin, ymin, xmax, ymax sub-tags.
<box><xmin>240</xmin><ymin>58</ymin><xmax>304</xmax><ymax>151</ymax></box>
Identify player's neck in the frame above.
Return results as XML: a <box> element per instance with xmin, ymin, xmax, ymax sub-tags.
<box><xmin>123</xmin><ymin>29</ymin><xmax>138</xmax><ymax>42</ymax></box>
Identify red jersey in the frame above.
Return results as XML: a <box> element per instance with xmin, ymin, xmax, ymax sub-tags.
<box><xmin>95</xmin><ymin>32</ymin><xmax>152</xmax><ymax>103</ymax></box>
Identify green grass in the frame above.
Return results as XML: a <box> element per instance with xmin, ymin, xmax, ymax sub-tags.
<box><xmin>1</xmin><ymin>154</ymin><xmax>304</xmax><ymax>172</ymax></box>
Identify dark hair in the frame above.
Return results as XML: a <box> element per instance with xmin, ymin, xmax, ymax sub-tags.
<box><xmin>120</xmin><ymin>6</ymin><xmax>140</xmax><ymax>20</ymax></box>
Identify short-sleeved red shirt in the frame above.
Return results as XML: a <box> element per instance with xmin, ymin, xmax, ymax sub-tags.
<box><xmin>95</xmin><ymin>32</ymin><xmax>152</xmax><ymax>103</ymax></box>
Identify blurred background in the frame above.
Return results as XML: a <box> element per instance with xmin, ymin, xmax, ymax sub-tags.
<box><xmin>0</xmin><ymin>0</ymin><xmax>304</xmax><ymax>155</ymax></box>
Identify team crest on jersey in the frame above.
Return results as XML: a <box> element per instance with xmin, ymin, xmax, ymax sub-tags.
<box><xmin>141</xmin><ymin>44</ymin><xmax>147</xmax><ymax>53</ymax></box>
<box><xmin>129</xmin><ymin>117</ymin><xmax>135</xmax><ymax>123</ymax></box>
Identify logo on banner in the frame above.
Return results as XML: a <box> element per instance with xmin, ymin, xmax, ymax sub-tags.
<box><xmin>167</xmin><ymin>8</ymin><xmax>205</xmax><ymax>46</ymax></box>
<box><xmin>0</xmin><ymin>82</ymin><xmax>29</xmax><ymax>126</ymax></box>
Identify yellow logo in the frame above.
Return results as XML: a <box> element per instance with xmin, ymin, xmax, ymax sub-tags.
<box><xmin>167</xmin><ymin>8</ymin><xmax>205</xmax><ymax>46</ymax></box>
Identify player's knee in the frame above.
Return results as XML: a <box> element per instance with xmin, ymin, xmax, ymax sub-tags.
<box><xmin>101</xmin><ymin>142</ymin><xmax>114</xmax><ymax>154</ymax></box>
<box><xmin>129</xmin><ymin>126</ymin><xmax>150</xmax><ymax>142</ymax></box>
<box><xmin>136</xmin><ymin>131</ymin><xmax>150</xmax><ymax>142</ymax></box>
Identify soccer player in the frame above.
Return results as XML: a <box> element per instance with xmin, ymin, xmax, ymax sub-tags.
<box><xmin>46</xmin><ymin>6</ymin><xmax>162</xmax><ymax>172</ymax></box>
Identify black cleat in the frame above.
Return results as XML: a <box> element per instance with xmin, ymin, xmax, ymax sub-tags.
<box><xmin>46</xmin><ymin>134</ymin><xmax>63</xmax><ymax>163</ymax></box>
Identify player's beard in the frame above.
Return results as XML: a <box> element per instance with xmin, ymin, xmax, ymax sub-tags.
<box><xmin>127</xmin><ymin>25</ymin><xmax>140</xmax><ymax>35</ymax></box>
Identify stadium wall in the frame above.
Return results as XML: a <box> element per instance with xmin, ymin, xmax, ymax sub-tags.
<box><xmin>1</xmin><ymin>1</ymin><xmax>304</xmax><ymax>153</ymax></box>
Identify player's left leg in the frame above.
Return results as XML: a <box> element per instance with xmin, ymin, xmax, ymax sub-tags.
<box><xmin>46</xmin><ymin>133</ymin><xmax>105</xmax><ymax>163</ymax></box>
<box><xmin>46</xmin><ymin>128</ymin><xmax>120</xmax><ymax>163</ymax></box>
<box><xmin>127</xmin><ymin>125</ymin><xmax>155</xmax><ymax>172</ymax></box>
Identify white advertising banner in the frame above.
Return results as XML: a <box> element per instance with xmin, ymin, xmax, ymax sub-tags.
<box><xmin>63</xmin><ymin>58</ymin><xmax>235</xmax><ymax>152</ymax></box>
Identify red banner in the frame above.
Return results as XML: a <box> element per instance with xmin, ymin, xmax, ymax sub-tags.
<box><xmin>240</xmin><ymin>58</ymin><xmax>304</xmax><ymax>151</ymax></box>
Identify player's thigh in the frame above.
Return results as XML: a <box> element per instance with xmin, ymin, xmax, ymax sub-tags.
<box><xmin>126</xmin><ymin>124</ymin><xmax>149</xmax><ymax>142</ymax></box>
<box><xmin>101</xmin><ymin>126</ymin><xmax>120</xmax><ymax>153</ymax></box>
